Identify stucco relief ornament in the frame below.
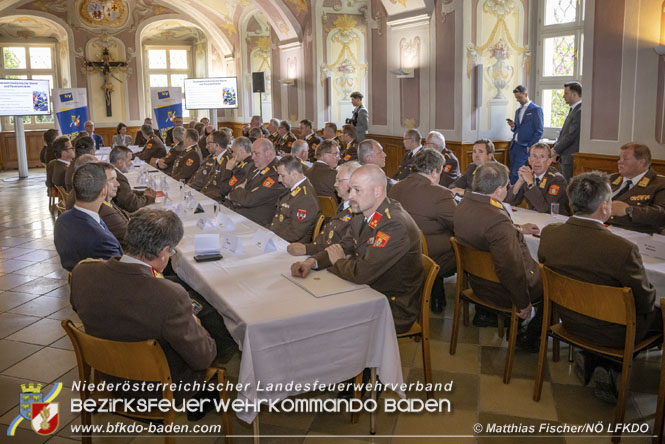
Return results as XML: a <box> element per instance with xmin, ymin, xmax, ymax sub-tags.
<box><xmin>486</xmin><ymin>38</ymin><xmax>513</xmax><ymax>99</ymax></box>
<box><xmin>79</xmin><ymin>0</ymin><xmax>129</xmax><ymax>28</ymax></box>
<box><xmin>335</xmin><ymin>58</ymin><xmax>356</xmax><ymax>99</ymax></box>
<box><xmin>483</xmin><ymin>0</ymin><xmax>515</xmax><ymax>17</ymax></box>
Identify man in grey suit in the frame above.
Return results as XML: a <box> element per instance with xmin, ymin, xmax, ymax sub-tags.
<box><xmin>553</xmin><ymin>81</ymin><xmax>582</xmax><ymax>180</ymax></box>
<box><xmin>347</xmin><ymin>91</ymin><xmax>368</xmax><ymax>142</ymax></box>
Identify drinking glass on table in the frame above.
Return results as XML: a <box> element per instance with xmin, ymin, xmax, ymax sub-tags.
<box><xmin>550</xmin><ymin>203</ymin><xmax>560</xmax><ymax>215</ymax></box>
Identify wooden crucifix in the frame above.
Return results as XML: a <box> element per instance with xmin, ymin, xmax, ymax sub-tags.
<box><xmin>84</xmin><ymin>48</ymin><xmax>128</xmax><ymax>116</ymax></box>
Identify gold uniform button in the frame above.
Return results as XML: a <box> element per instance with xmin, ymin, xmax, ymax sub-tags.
<box><xmin>390</xmin><ymin>297</ymin><xmax>396</xmax><ymax>301</ymax></box>
<box><xmin>530</xmin><ymin>270</ymin><xmax>534</xmax><ymax>275</ymax></box>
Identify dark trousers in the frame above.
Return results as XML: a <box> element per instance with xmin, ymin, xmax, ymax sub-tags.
<box><xmin>509</xmin><ymin>142</ymin><xmax>529</xmax><ymax>184</ymax></box>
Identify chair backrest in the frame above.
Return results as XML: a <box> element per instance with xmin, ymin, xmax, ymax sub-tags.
<box><xmin>419</xmin><ymin>230</ymin><xmax>429</xmax><ymax>257</ymax></box>
<box><xmin>61</xmin><ymin>320</ymin><xmax>173</xmax><ymax>385</ymax></box>
<box><xmin>450</xmin><ymin>237</ymin><xmax>500</xmax><ymax>284</ymax></box>
<box><xmin>318</xmin><ymin>196</ymin><xmax>338</xmax><ymax>219</ymax></box>
<box><xmin>56</xmin><ymin>185</ymin><xmax>69</xmax><ymax>202</ymax></box>
<box><xmin>312</xmin><ymin>214</ymin><xmax>326</xmax><ymax>241</ymax></box>
<box><xmin>419</xmin><ymin>255</ymin><xmax>440</xmax><ymax>327</ymax></box>
<box><xmin>539</xmin><ymin>264</ymin><xmax>634</xmax><ymax>326</ymax></box>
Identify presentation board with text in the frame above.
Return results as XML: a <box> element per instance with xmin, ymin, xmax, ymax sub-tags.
<box><xmin>184</xmin><ymin>77</ymin><xmax>238</xmax><ymax>109</ymax></box>
<box><xmin>0</xmin><ymin>79</ymin><xmax>51</xmax><ymax>116</ymax></box>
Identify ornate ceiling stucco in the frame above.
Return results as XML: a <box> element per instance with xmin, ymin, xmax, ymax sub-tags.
<box><xmin>0</xmin><ymin>14</ymin><xmax>68</xmax><ymax>39</ymax></box>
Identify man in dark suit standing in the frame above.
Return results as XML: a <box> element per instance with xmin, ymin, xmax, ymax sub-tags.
<box><xmin>348</xmin><ymin>91</ymin><xmax>368</xmax><ymax>142</ymax></box>
<box><xmin>54</xmin><ymin>163</ymin><xmax>123</xmax><ymax>271</ymax></box>
<box><xmin>83</xmin><ymin>120</ymin><xmax>104</xmax><ymax>150</ymax></box>
<box><xmin>507</xmin><ymin>85</ymin><xmax>544</xmax><ymax>184</ymax></box>
<box><xmin>538</xmin><ymin>171</ymin><xmax>660</xmax><ymax>401</ymax></box>
<box><xmin>552</xmin><ymin>81</ymin><xmax>582</xmax><ymax>180</ymax></box>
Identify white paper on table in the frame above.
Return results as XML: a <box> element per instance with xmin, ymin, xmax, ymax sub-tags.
<box><xmin>128</xmin><ymin>145</ymin><xmax>141</xmax><ymax>153</ymax></box>
<box><xmin>196</xmin><ymin>217</ymin><xmax>217</xmax><ymax>232</ymax></box>
<box><xmin>639</xmin><ymin>234</ymin><xmax>665</xmax><ymax>260</ymax></box>
<box><xmin>281</xmin><ymin>271</ymin><xmax>368</xmax><ymax>297</ymax></box>
<box><xmin>222</xmin><ymin>233</ymin><xmax>244</xmax><ymax>254</ymax></box>
<box><xmin>194</xmin><ymin>234</ymin><xmax>220</xmax><ymax>255</ymax></box>
<box><xmin>215</xmin><ymin>212</ymin><xmax>236</xmax><ymax>230</ymax></box>
<box><xmin>253</xmin><ymin>231</ymin><xmax>277</xmax><ymax>252</ymax></box>
<box><xmin>502</xmin><ymin>202</ymin><xmax>513</xmax><ymax>220</ymax></box>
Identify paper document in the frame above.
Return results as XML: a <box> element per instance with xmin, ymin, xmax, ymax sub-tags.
<box><xmin>282</xmin><ymin>271</ymin><xmax>367</xmax><ymax>297</ymax></box>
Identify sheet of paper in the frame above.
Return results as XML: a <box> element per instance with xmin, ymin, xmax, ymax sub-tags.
<box><xmin>281</xmin><ymin>271</ymin><xmax>368</xmax><ymax>297</ymax></box>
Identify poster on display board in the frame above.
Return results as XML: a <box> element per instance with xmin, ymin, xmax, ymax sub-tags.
<box><xmin>150</xmin><ymin>87</ymin><xmax>183</xmax><ymax>141</ymax></box>
<box><xmin>0</xmin><ymin>79</ymin><xmax>51</xmax><ymax>116</ymax></box>
<box><xmin>52</xmin><ymin>88</ymin><xmax>88</xmax><ymax>138</ymax></box>
<box><xmin>184</xmin><ymin>77</ymin><xmax>238</xmax><ymax>110</ymax></box>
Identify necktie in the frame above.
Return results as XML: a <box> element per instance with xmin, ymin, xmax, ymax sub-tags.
<box><xmin>99</xmin><ymin>218</ymin><xmax>109</xmax><ymax>232</ymax></box>
<box><xmin>535</xmin><ymin>177</ymin><xmax>541</xmax><ymax>187</ymax></box>
<box><xmin>614</xmin><ymin>180</ymin><xmax>632</xmax><ymax>199</ymax></box>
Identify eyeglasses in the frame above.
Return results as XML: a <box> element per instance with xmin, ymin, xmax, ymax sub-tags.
<box><xmin>206</xmin><ymin>141</ymin><xmax>217</xmax><ymax>145</ymax></box>
<box><xmin>167</xmin><ymin>246</ymin><xmax>177</xmax><ymax>255</ymax></box>
<box><xmin>335</xmin><ymin>178</ymin><xmax>350</xmax><ymax>183</ymax></box>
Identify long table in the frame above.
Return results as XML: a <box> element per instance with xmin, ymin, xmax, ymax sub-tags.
<box><xmin>125</xmin><ymin>164</ymin><xmax>405</xmax><ymax>424</ymax></box>
<box><xmin>510</xmin><ymin>207</ymin><xmax>665</xmax><ymax>296</ymax></box>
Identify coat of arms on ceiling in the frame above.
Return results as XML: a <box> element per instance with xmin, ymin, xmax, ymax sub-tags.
<box><xmin>78</xmin><ymin>0</ymin><xmax>129</xmax><ymax>28</ymax></box>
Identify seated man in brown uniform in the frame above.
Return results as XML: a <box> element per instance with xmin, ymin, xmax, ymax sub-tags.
<box><xmin>275</xmin><ymin>120</ymin><xmax>297</xmax><ymax>155</ymax></box>
<box><xmin>305</xmin><ymin>140</ymin><xmax>340</xmax><ymax>201</ymax></box>
<box><xmin>453</xmin><ymin>162</ymin><xmax>542</xmax><ymax>349</ymax></box>
<box><xmin>287</xmin><ymin>161</ymin><xmax>360</xmax><ymax>256</ymax></box>
<box><xmin>98</xmin><ymin>162</ymin><xmax>130</xmax><ymax>242</ymax></box>
<box><xmin>192</xmin><ymin>131</ymin><xmax>231</xmax><ymax>196</ymax></box>
<box><xmin>450</xmin><ymin>138</ymin><xmax>496</xmax><ymax>195</ymax></box>
<box><xmin>46</xmin><ymin>136</ymin><xmax>74</xmax><ymax>189</ymax></box>
<box><xmin>340</xmin><ymin>124</ymin><xmax>358</xmax><ymax>163</ymax></box>
<box><xmin>291</xmin><ymin>165</ymin><xmax>424</xmax><ymax>334</ymax></box>
<box><xmin>424</xmin><ymin>131</ymin><xmax>461</xmax><ymax>188</ymax></box>
<box><xmin>299</xmin><ymin>119</ymin><xmax>323</xmax><ymax>161</ymax></box>
<box><xmin>269</xmin><ymin>155</ymin><xmax>321</xmax><ymax>242</ymax></box>
<box><xmin>110</xmin><ymin>145</ymin><xmax>156</xmax><ymax>212</ymax></box>
<box><xmin>70</xmin><ymin>209</ymin><xmax>217</xmax><ymax>405</ymax></box>
<box><xmin>214</xmin><ymin>137</ymin><xmax>255</xmax><ymax>202</ymax></box>
<box><xmin>64</xmin><ymin>136</ymin><xmax>95</xmax><ymax>191</ymax></box>
<box><xmin>135</xmin><ymin>124</ymin><xmax>167</xmax><ymax>163</ymax></box>
<box><xmin>539</xmin><ymin>171</ymin><xmax>661</xmax><ymax>402</ymax></box>
<box><xmin>157</xmin><ymin>126</ymin><xmax>185</xmax><ymax>175</ymax></box>
<box><xmin>608</xmin><ymin>142</ymin><xmax>665</xmax><ymax>233</ymax></box>
<box><xmin>171</xmin><ymin>128</ymin><xmax>202</xmax><ymax>182</ymax></box>
<box><xmin>389</xmin><ymin>149</ymin><xmax>457</xmax><ymax>313</ymax></box>
<box><xmin>505</xmin><ymin>142</ymin><xmax>569</xmax><ymax>215</ymax></box>
<box><xmin>225</xmin><ymin>138</ymin><xmax>286</xmax><ymax>226</ymax></box>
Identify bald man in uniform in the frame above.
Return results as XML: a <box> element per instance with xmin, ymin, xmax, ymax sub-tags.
<box><xmin>288</xmin><ymin>161</ymin><xmax>360</xmax><ymax>256</ymax></box>
<box><xmin>269</xmin><ymin>155</ymin><xmax>321</xmax><ymax>242</ymax></box>
<box><xmin>424</xmin><ymin>131</ymin><xmax>461</xmax><ymax>188</ymax></box>
<box><xmin>225</xmin><ymin>139</ymin><xmax>286</xmax><ymax>226</ymax></box>
<box><xmin>608</xmin><ymin>142</ymin><xmax>665</xmax><ymax>233</ymax></box>
<box><xmin>291</xmin><ymin>165</ymin><xmax>423</xmax><ymax>334</ymax></box>
<box><xmin>171</xmin><ymin>128</ymin><xmax>202</xmax><ymax>182</ymax></box>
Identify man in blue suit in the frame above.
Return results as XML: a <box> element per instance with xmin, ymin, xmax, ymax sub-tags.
<box><xmin>507</xmin><ymin>85</ymin><xmax>544</xmax><ymax>184</ymax></box>
<box><xmin>54</xmin><ymin>163</ymin><xmax>123</xmax><ymax>271</ymax></box>
<box><xmin>84</xmin><ymin>120</ymin><xmax>105</xmax><ymax>150</ymax></box>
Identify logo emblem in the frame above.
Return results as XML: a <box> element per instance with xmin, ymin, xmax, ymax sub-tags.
<box><xmin>8</xmin><ymin>382</ymin><xmax>62</xmax><ymax>436</ymax></box>
<box><xmin>70</xmin><ymin>115</ymin><xmax>80</xmax><ymax>128</ymax></box>
<box><xmin>443</xmin><ymin>164</ymin><xmax>452</xmax><ymax>173</ymax></box>
<box><xmin>186</xmin><ymin>158</ymin><xmax>194</xmax><ymax>167</ymax></box>
<box><xmin>373</xmin><ymin>231</ymin><xmax>391</xmax><ymax>247</ymax></box>
<box><xmin>296</xmin><ymin>209</ymin><xmax>307</xmax><ymax>221</ymax></box>
<box><xmin>548</xmin><ymin>185</ymin><xmax>560</xmax><ymax>195</ymax></box>
<box><xmin>262</xmin><ymin>177</ymin><xmax>275</xmax><ymax>188</ymax></box>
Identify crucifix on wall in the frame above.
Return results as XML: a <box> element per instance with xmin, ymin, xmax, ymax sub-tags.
<box><xmin>83</xmin><ymin>47</ymin><xmax>128</xmax><ymax>116</ymax></box>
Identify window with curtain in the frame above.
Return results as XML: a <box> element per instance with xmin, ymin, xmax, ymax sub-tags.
<box><xmin>1</xmin><ymin>45</ymin><xmax>57</xmax><ymax>128</ymax></box>
<box><xmin>536</xmin><ymin>0</ymin><xmax>584</xmax><ymax>137</ymax></box>
<box><xmin>145</xmin><ymin>46</ymin><xmax>191</xmax><ymax>119</ymax></box>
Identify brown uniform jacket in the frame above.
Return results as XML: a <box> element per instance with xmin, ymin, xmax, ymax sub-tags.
<box><xmin>46</xmin><ymin>159</ymin><xmax>69</xmax><ymax>188</ymax></box>
<box><xmin>608</xmin><ymin>168</ymin><xmax>665</xmax><ymax>233</ymax></box>
<box><xmin>158</xmin><ymin>145</ymin><xmax>183</xmax><ymax>176</ymax></box>
<box><xmin>389</xmin><ymin>173</ymin><xmax>457</xmax><ymax>275</ymax></box>
<box><xmin>341</xmin><ymin>140</ymin><xmax>358</xmax><ymax>163</ymax></box>
<box><xmin>269</xmin><ymin>178</ymin><xmax>321</xmax><ymax>242</ymax></box>
<box><xmin>304</xmin><ymin>133</ymin><xmax>323</xmax><ymax>161</ymax></box>
<box><xmin>439</xmin><ymin>148</ymin><xmax>461</xmax><ymax>188</ymax></box>
<box><xmin>275</xmin><ymin>132</ymin><xmax>297</xmax><ymax>154</ymax></box>
<box><xmin>64</xmin><ymin>161</ymin><xmax>76</xmax><ymax>192</ymax></box>
<box><xmin>453</xmin><ymin>192</ymin><xmax>542</xmax><ymax>310</ymax></box>
<box><xmin>99</xmin><ymin>200</ymin><xmax>130</xmax><ymax>242</ymax></box>
<box><xmin>41</xmin><ymin>145</ymin><xmax>56</xmax><ymax>164</ymax></box>
<box><xmin>268</xmin><ymin>131</ymin><xmax>280</xmax><ymax>144</ymax></box>
<box><xmin>171</xmin><ymin>145</ymin><xmax>200</xmax><ymax>182</ymax></box>
<box><xmin>226</xmin><ymin>158</ymin><xmax>286</xmax><ymax>226</ymax></box>
<box><xmin>113</xmin><ymin>169</ymin><xmax>155</xmax><ymax>213</ymax></box>
<box><xmin>505</xmin><ymin>167</ymin><xmax>570</xmax><ymax>215</ymax></box>
<box><xmin>134</xmin><ymin>130</ymin><xmax>163</xmax><ymax>147</ymax></box>
<box><xmin>190</xmin><ymin>151</ymin><xmax>226</xmax><ymax>191</ymax></box>
<box><xmin>70</xmin><ymin>258</ymin><xmax>216</xmax><ymax>401</ymax></box>
<box><xmin>312</xmin><ymin>197</ymin><xmax>424</xmax><ymax>334</ymax></box>
<box><xmin>305</xmin><ymin>161</ymin><xmax>338</xmax><ymax>201</ymax></box>
<box><xmin>215</xmin><ymin>157</ymin><xmax>255</xmax><ymax>201</ymax></box>
<box><xmin>393</xmin><ymin>148</ymin><xmax>423</xmax><ymax>181</ymax></box>
<box><xmin>136</xmin><ymin>136</ymin><xmax>167</xmax><ymax>162</ymax></box>
<box><xmin>199</xmin><ymin>152</ymin><xmax>233</xmax><ymax>200</ymax></box>
<box><xmin>538</xmin><ymin>217</ymin><xmax>657</xmax><ymax>347</ymax></box>
<box><xmin>451</xmin><ymin>162</ymin><xmax>478</xmax><ymax>190</ymax></box>
<box><xmin>304</xmin><ymin>202</ymin><xmax>354</xmax><ymax>255</ymax></box>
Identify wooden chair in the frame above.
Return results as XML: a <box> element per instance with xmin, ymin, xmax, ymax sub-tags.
<box><xmin>61</xmin><ymin>320</ymin><xmax>233</xmax><ymax>444</ymax></box>
<box><xmin>55</xmin><ymin>199</ymin><xmax>66</xmax><ymax>216</ymax></box>
<box><xmin>47</xmin><ymin>187</ymin><xmax>58</xmax><ymax>213</ymax></box>
<box><xmin>449</xmin><ymin>237</ymin><xmax>519</xmax><ymax>384</ymax></box>
<box><xmin>419</xmin><ymin>230</ymin><xmax>428</xmax><ymax>256</ymax></box>
<box><xmin>312</xmin><ymin>213</ymin><xmax>326</xmax><ymax>241</ymax></box>
<box><xmin>533</xmin><ymin>266</ymin><xmax>662</xmax><ymax>443</ymax></box>
<box><xmin>55</xmin><ymin>185</ymin><xmax>69</xmax><ymax>204</ymax></box>
<box><xmin>318</xmin><ymin>196</ymin><xmax>338</xmax><ymax>218</ymax></box>
<box><xmin>351</xmin><ymin>254</ymin><xmax>439</xmax><ymax>423</ymax></box>
<box><xmin>653</xmin><ymin>298</ymin><xmax>665</xmax><ymax>444</ymax></box>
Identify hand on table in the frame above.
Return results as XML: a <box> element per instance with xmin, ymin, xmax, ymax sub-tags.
<box><xmin>287</xmin><ymin>243</ymin><xmax>306</xmax><ymax>256</ymax></box>
<box><xmin>325</xmin><ymin>244</ymin><xmax>347</xmax><ymax>265</ymax></box>
<box><xmin>157</xmin><ymin>159</ymin><xmax>167</xmax><ymax>169</ymax></box>
<box><xmin>144</xmin><ymin>188</ymin><xmax>157</xmax><ymax>198</ymax></box>
<box><xmin>291</xmin><ymin>258</ymin><xmax>315</xmax><ymax>278</ymax></box>
<box><xmin>520</xmin><ymin>223</ymin><xmax>540</xmax><ymax>236</ymax></box>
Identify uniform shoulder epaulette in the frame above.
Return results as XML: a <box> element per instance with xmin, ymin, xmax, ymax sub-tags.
<box><xmin>78</xmin><ymin>258</ymin><xmax>103</xmax><ymax>265</ymax></box>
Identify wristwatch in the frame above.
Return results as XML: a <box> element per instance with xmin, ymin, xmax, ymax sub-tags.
<box><xmin>625</xmin><ymin>206</ymin><xmax>634</xmax><ymax>218</ymax></box>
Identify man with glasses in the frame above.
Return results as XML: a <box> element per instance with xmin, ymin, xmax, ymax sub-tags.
<box><xmin>46</xmin><ymin>136</ymin><xmax>75</xmax><ymax>189</ymax></box>
<box><xmin>188</xmin><ymin>130</ymin><xmax>231</xmax><ymax>193</ymax></box>
<box><xmin>288</xmin><ymin>161</ymin><xmax>360</xmax><ymax>256</ymax></box>
<box><xmin>424</xmin><ymin>131</ymin><xmax>460</xmax><ymax>188</ymax></box>
<box><xmin>97</xmin><ymin>162</ymin><xmax>130</xmax><ymax>242</ymax></box>
<box><xmin>393</xmin><ymin>129</ymin><xmax>424</xmax><ymax>181</ymax></box>
<box><xmin>305</xmin><ymin>140</ymin><xmax>341</xmax><ymax>202</ymax></box>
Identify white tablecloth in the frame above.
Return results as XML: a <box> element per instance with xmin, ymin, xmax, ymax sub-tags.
<box><xmin>510</xmin><ymin>207</ymin><xmax>665</xmax><ymax>299</ymax></box>
<box><xmin>125</xmin><ymin>165</ymin><xmax>405</xmax><ymax>423</ymax></box>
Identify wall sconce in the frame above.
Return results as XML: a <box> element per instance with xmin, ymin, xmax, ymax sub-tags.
<box><xmin>655</xmin><ymin>46</ymin><xmax>665</xmax><ymax>56</ymax></box>
<box><xmin>279</xmin><ymin>79</ymin><xmax>295</xmax><ymax>86</ymax></box>
<box><xmin>390</xmin><ymin>68</ymin><xmax>414</xmax><ymax>79</ymax></box>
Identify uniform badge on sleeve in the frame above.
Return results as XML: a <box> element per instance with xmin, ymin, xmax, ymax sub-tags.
<box><xmin>443</xmin><ymin>165</ymin><xmax>452</xmax><ymax>173</ymax></box>
<box><xmin>344</xmin><ymin>154</ymin><xmax>351</xmax><ymax>161</ymax></box>
<box><xmin>262</xmin><ymin>177</ymin><xmax>275</xmax><ymax>188</ymax></box>
<box><xmin>296</xmin><ymin>209</ymin><xmax>307</xmax><ymax>221</ymax></box>
<box><xmin>186</xmin><ymin>158</ymin><xmax>194</xmax><ymax>167</ymax></box>
<box><xmin>373</xmin><ymin>231</ymin><xmax>391</xmax><ymax>247</ymax></box>
<box><xmin>229</xmin><ymin>176</ymin><xmax>238</xmax><ymax>186</ymax></box>
<box><xmin>548</xmin><ymin>185</ymin><xmax>560</xmax><ymax>195</ymax></box>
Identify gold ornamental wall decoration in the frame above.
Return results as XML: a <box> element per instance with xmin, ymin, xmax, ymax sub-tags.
<box><xmin>79</xmin><ymin>0</ymin><xmax>129</xmax><ymax>28</ymax></box>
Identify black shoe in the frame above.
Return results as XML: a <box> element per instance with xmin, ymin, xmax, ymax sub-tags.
<box><xmin>472</xmin><ymin>310</ymin><xmax>498</xmax><ymax>327</ymax></box>
<box><xmin>430</xmin><ymin>297</ymin><xmax>443</xmax><ymax>314</ymax></box>
<box><xmin>573</xmin><ymin>351</ymin><xmax>596</xmax><ymax>386</ymax></box>
<box><xmin>516</xmin><ymin>333</ymin><xmax>540</xmax><ymax>353</ymax></box>
<box><xmin>592</xmin><ymin>366</ymin><xmax>619</xmax><ymax>403</ymax></box>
